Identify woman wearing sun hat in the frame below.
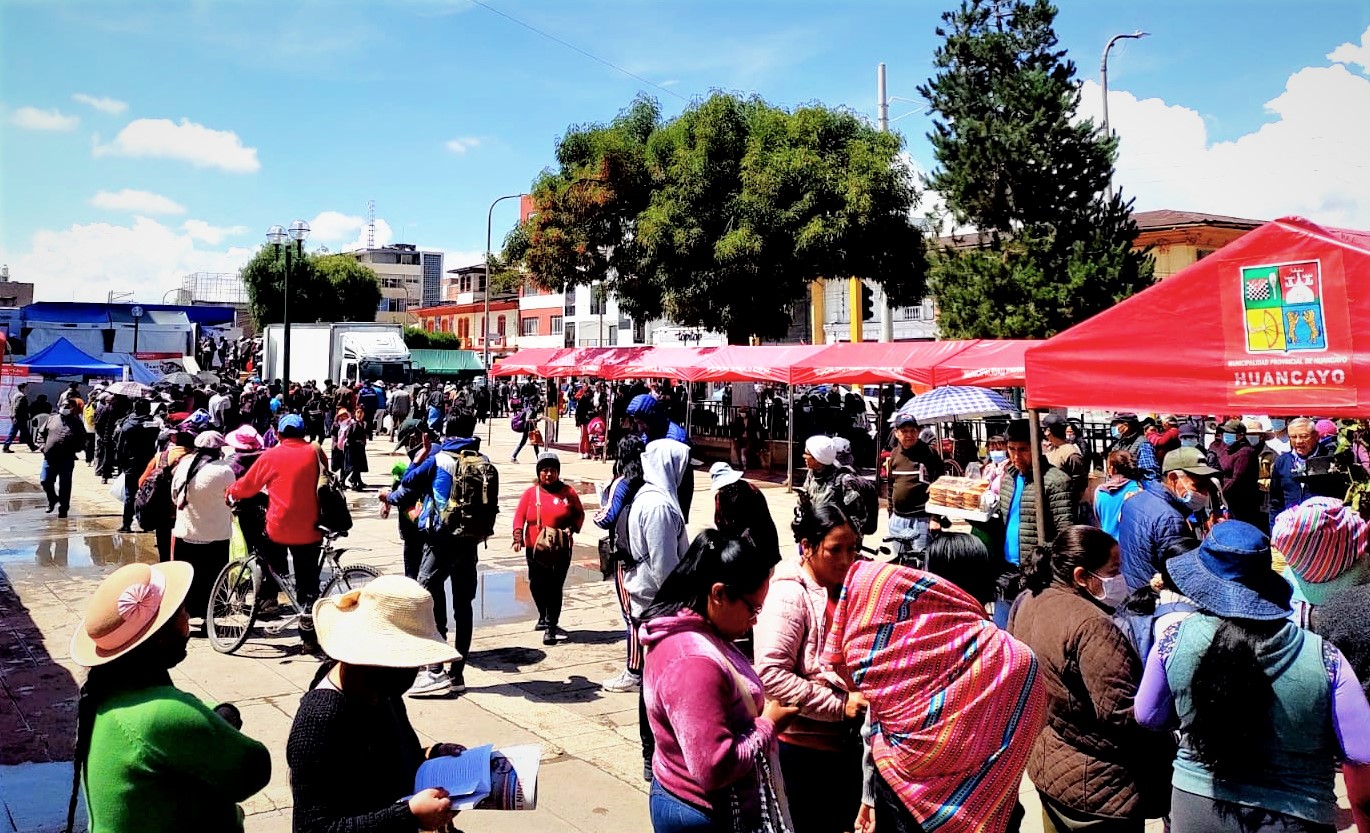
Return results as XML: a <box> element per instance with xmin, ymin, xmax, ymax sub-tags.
<box><xmin>1135</xmin><ymin>521</ymin><xmax>1370</xmax><ymax>833</ymax></box>
<box><xmin>286</xmin><ymin>575</ymin><xmax>466</xmax><ymax>833</ymax></box>
<box><xmin>70</xmin><ymin>562</ymin><xmax>271</xmax><ymax>833</ymax></box>
<box><xmin>1271</xmin><ymin>497</ymin><xmax>1370</xmax><ymax>832</ymax></box>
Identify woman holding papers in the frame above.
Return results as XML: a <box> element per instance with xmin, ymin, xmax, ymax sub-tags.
<box><xmin>640</xmin><ymin>530</ymin><xmax>797</xmax><ymax>833</ymax></box>
<box><xmin>286</xmin><ymin>575</ymin><xmax>469</xmax><ymax>833</ymax></box>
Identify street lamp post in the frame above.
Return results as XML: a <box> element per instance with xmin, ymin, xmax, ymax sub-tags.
<box><xmin>1101</xmin><ymin>30</ymin><xmax>1148</xmax><ymax>201</ymax></box>
<box><xmin>266</xmin><ymin>220</ymin><xmax>310</xmax><ymax>398</ymax></box>
<box><xmin>485</xmin><ymin>193</ymin><xmax>526</xmax><ymax>444</ymax></box>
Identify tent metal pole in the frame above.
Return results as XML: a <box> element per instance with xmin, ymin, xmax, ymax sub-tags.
<box><xmin>1028</xmin><ymin>409</ymin><xmax>1048</xmax><ymax>546</ymax></box>
<box><xmin>786</xmin><ymin>382</ymin><xmax>795</xmax><ymax>491</ymax></box>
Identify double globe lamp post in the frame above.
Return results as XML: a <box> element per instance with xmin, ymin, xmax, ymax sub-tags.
<box><xmin>265</xmin><ymin>220</ymin><xmax>311</xmax><ymax>397</ymax></box>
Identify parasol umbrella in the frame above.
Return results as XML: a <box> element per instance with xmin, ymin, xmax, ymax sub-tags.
<box><xmin>895</xmin><ymin>386</ymin><xmax>1016</xmax><ymax>424</ymax></box>
<box><xmin>195</xmin><ymin>371</ymin><xmax>221</xmax><ymax>385</ymax></box>
<box><xmin>105</xmin><ymin>381</ymin><xmax>150</xmax><ymax>398</ymax></box>
<box><xmin>157</xmin><ymin>371</ymin><xmax>198</xmax><ymax>386</ymax></box>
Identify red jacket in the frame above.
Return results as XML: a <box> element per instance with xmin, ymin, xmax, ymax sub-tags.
<box><xmin>513</xmin><ymin>483</ymin><xmax>584</xmax><ymax>546</ymax></box>
<box><xmin>226</xmin><ymin>438</ymin><xmax>323</xmax><ymax>546</ymax></box>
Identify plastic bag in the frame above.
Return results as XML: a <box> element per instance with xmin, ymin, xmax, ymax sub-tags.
<box><xmin>108</xmin><ymin>477</ymin><xmax>126</xmax><ymax>503</ymax></box>
<box><xmin>229</xmin><ymin>517</ymin><xmax>248</xmax><ymax>561</ymax></box>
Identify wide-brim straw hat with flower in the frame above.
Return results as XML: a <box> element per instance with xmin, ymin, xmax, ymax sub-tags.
<box><xmin>71</xmin><ymin>562</ymin><xmax>194</xmax><ymax>667</ymax></box>
<box><xmin>312</xmin><ymin>575</ymin><xmax>459</xmax><ymax>668</ymax></box>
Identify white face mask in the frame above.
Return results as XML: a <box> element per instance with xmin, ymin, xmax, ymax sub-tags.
<box><xmin>1089</xmin><ymin>571</ymin><xmax>1129</xmax><ymax>608</ymax></box>
<box><xmin>989</xmin><ymin>450</ymin><xmax>1007</xmax><ymax>463</ymax></box>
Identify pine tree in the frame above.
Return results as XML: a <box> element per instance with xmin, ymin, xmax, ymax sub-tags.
<box><xmin>921</xmin><ymin>0</ymin><xmax>1153</xmax><ymax>338</ymax></box>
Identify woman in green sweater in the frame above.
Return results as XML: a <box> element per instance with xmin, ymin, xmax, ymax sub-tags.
<box><xmin>69</xmin><ymin>561</ymin><xmax>272</xmax><ymax>833</ymax></box>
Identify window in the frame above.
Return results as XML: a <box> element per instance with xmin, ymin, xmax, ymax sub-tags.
<box><xmin>459</xmin><ymin>318</ymin><xmax>469</xmax><ymax>339</ymax></box>
<box><xmin>565</xmin><ymin>296</ymin><xmax>576</xmax><ymax>316</ymax></box>
<box><xmin>633</xmin><ymin>318</ymin><xmax>646</xmax><ymax>344</ymax></box>
<box><xmin>522</xmin><ymin>318</ymin><xmax>539</xmax><ymax>336</ymax></box>
<box><xmin>551</xmin><ymin>315</ymin><xmax>563</xmax><ymax>334</ymax></box>
<box><xmin>1195</xmin><ymin>248</ymin><xmax>1216</xmax><ymax>261</ymax></box>
<box><xmin>607</xmin><ymin>325</ymin><xmax>618</xmax><ymax>347</ymax></box>
<box><xmin>589</xmin><ymin>292</ymin><xmax>606</xmax><ymax>316</ymax></box>
<box><xmin>564</xmin><ymin>323</ymin><xmax>576</xmax><ymax>348</ymax></box>
<box><xmin>497</xmin><ymin>316</ymin><xmax>507</xmax><ymax>337</ymax></box>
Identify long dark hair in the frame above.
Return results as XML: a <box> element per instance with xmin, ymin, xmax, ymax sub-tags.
<box><xmin>1024</xmin><ymin>524</ymin><xmax>1117</xmax><ymax>595</ymax></box>
<box><xmin>642</xmin><ymin>530</ymin><xmax>778</xmax><ymax>621</ymax></box>
<box><xmin>790</xmin><ymin>492</ymin><xmax>854</xmax><ymax>549</ymax></box>
<box><xmin>1188</xmin><ymin>617</ymin><xmax>1282</xmax><ymax>780</ymax></box>
<box><xmin>716</xmin><ymin>480</ymin><xmax>780</xmax><ymax>559</ymax></box>
<box><xmin>925</xmin><ymin>532</ymin><xmax>995</xmax><ymax>604</ymax></box>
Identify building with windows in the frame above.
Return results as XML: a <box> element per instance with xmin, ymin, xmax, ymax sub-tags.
<box><xmin>414</xmin><ymin>262</ymin><xmax>518</xmax><ymax>357</ymax></box>
<box><xmin>350</xmin><ymin>243</ymin><xmax>442</xmax><ymax>324</ymax></box>
<box><xmin>421</xmin><ymin>251</ymin><xmax>444</xmax><ymax>308</ymax></box>
<box><xmin>1132</xmin><ymin>209</ymin><xmax>1262</xmax><ymax>279</ymax></box>
<box><xmin>0</xmin><ymin>265</ymin><xmax>34</xmax><ymax>309</ymax></box>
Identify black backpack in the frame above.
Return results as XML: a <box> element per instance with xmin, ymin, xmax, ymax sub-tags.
<box><xmin>313</xmin><ymin>446</ymin><xmax>353</xmax><ymax>534</ymax></box>
<box><xmin>135</xmin><ymin>450</ymin><xmax>177</xmax><ymax>531</ymax></box>
<box><xmin>838</xmin><ymin>467</ymin><xmax>880</xmax><ymax>535</ymax></box>
<box><xmin>433</xmin><ymin>450</ymin><xmax>500</xmax><ymax>540</ymax></box>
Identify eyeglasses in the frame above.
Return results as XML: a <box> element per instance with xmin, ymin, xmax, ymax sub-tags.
<box><xmin>728</xmin><ymin>590</ymin><xmax>764</xmax><ymax>617</ymax></box>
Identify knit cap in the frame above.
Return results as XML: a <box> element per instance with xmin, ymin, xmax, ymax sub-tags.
<box><xmin>805</xmin><ymin>436</ymin><xmax>836</xmax><ymax>467</ymax></box>
<box><xmin>1271</xmin><ymin>497</ymin><xmax>1368</xmax><ymax>585</ymax></box>
<box><xmin>1315</xmin><ymin>419</ymin><xmax>1337</xmax><ymax>438</ymax></box>
<box><xmin>536</xmin><ymin>451</ymin><xmax>561</xmax><ymax>472</ymax></box>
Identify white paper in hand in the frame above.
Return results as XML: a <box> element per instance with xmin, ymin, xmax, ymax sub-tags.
<box><xmin>412</xmin><ymin>744</ymin><xmax>493</xmax><ymax>809</ymax></box>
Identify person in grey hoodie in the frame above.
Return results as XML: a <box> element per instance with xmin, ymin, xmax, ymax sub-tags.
<box><xmin>625</xmin><ymin>436</ymin><xmax>692</xmax><ymax>783</ymax></box>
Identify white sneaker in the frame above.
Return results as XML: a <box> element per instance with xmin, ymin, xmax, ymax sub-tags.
<box><xmin>600</xmin><ymin>670</ymin><xmax>642</xmax><ymax>693</ymax></box>
<box><xmin>407</xmin><ymin>669</ymin><xmax>453</xmax><ymax>697</ymax></box>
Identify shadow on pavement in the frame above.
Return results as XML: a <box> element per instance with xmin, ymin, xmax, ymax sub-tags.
<box><xmin>466</xmin><ymin>646</ymin><xmax>547</xmax><ymax>672</ymax></box>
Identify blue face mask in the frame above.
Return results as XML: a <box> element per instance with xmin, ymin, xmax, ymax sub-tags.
<box><xmin>1247</xmin><ymin>435</ymin><xmax>1261</xmax><ymax>446</ymax></box>
<box><xmin>989</xmin><ymin>450</ymin><xmax>1007</xmax><ymax>463</ymax></box>
<box><xmin>1180</xmin><ymin>437</ymin><xmax>1200</xmax><ymax>448</ymax></box>
<box><xmin>1270</xmin><ymin>419</ymin><xmax>1287</xmax><ymax>431</ymax></box>
<box><xmin>1223</xmin><ymin>432</ymin><xmax>1239</xmax><ymax>445</ymax></box>
<box><xmin>1110</xmin><ymin>426</ymin><xmax>1122</xmax><ymax>439</ymax></box>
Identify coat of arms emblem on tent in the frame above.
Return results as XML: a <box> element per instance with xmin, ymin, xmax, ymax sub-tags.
<box><xmin>1241</xmin><ymin>260</ymin><xmax>1327</xmax><ymax>354</ymax></box>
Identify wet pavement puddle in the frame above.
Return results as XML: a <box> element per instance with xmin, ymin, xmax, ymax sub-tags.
<box><xmin>0</xmin><ymin>533</ymin><xmax>156</xmax><ymax>570</ymax></box>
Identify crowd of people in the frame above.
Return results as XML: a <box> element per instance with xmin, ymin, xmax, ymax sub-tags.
<box><xmin>36</xmin><ymin>366</ymin><xmax>1370</xmax><ymax>833</ymax></box>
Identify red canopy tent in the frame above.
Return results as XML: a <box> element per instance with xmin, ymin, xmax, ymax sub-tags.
<box><xmin>533</xmin><ymin>346</ymin><xmax>650</xmax><ymax>378</ymax></box>
<box><xmin>606</xmin><ymin>346</ymin><xmax>726</xmax><ymax>382</ymax></box>
<box><xmin>788</xmin><ymin>340</ymin><xmax>978</xmax><ymax>387</ymax></box>
<box><xmin>930</xmin><ymin>340</ymin><xmax>1032</xmax><ymax>388</ymax></box>
<box><xmin>490</xmin><ymin>347</ymin><xmax>563</xmax><ymax>377</ymax></box>
<box><xmin>693</xmin><ymin>344</ymin><xmax>829</xmax><ymax>384</ymax></box>
<box><xmin>1026</xmin><ymin>217</ymin><xmax>1370</xmax><ymax>416</ymax></box>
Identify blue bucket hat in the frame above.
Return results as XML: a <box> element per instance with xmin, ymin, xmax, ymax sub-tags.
<box><xmin>278</xmin><ymin>414</ymin><xmax>305</xmax><ymax>433</ymax></box>
<box><xmin>1167</xmin><ymin>521</ymin><xmax>1292</xmax><ymax>620</ymax></box>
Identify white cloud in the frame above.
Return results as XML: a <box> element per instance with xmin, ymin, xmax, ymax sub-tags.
<box><xmin>307</xmin><ymin>210</ymin><xmax>393</xmax><ymax>250</ymax></box>
<box><xmin>1079</xmin><ymin>29</ymin><xmax>1370</xmax><ymax>228</ymax></box>
<box><xmin>1328</xmin><ymin>28</ymin><xmax>1370</xmax><ymax>71</ymax></box>
<box><xmin>444</xmin><ymin>136</ymin><xmax>480</xmax><ymax>154</ymax></box>
<box><xmin>89</xmin><ymin>188</ymin><xmax>186</xmax><ymax>215</ymax></box>
<box><xmin>72</xmin><ymin>93</ymin><xmax>128</xmax><ymax>115</ymax></box>
<box><xmin>9</xmin><ymin>106</ymin><xmax>79</xmax><ymax>131</ymax></box>
<box><xmin>181</xmin><ymin>220</ymin><xmax>249</xmax><ymax>245</ymax></box>
<box><xmin>443</xmin><ymin>249</ymin><xmax>487</xmax><ymax>270</ymax></box>
<box><xmin>92</xmin><ymin>117</ymin><xmax>260</xmax><ymax>173</ymax></box>
<box><xmin>0</xmin><ymin>217</ymin><xmax>256</xmax><ymax>303</ymax></box>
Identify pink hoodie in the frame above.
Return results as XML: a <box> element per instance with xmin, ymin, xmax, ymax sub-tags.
<box><xmin>641</xmin><ymin>609</ymin><xmax>776</xmax><ymax>824</ymax></box>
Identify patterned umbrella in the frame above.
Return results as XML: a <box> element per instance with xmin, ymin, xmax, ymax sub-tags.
<box><xmin>105</xmin><ymin>381</ymin><xmax>150</xmax><ymax>398</ymax></box>
<box><xmin>896</xmin><ymin>386</ymin><xmax>1016</xmax><ymax>424</ymax></box>
<box><xmin>157</xmin><ymin>371</ymin><xmax>198</xmax><ymax>386</ymax></box>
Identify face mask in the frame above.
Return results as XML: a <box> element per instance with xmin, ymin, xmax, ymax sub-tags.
<box><xmin>59</xmin><ymin>407</ymin><xmax>73</xmax><ymax>416</ymax></box>
<box><xmin>989</xmin><ymin>450</ymin><xmax>1007</xmax><ymax>463</ymax></box>
<box><xmin>1180</xmin><ymin>488</ymin><xmax>1211</xmax><ymax>514</ymax></box>
<box><xmin>1247</xmin><ymin>435</ymin><xmax>1261</xmax><ymax>446</ymax></box>
<box><xmin>1270</xmin><ymin>419</ymin><xmax>1286</xmax><ymax>431</ymax></box>
<box><xmin>1089</xmin><ymin>572</ymin><xmax>1130</xmax><ymax>608</ymax></box>
<box><xmin>1064</xmin><ymin>432</ymin><xmax>1076</xmax><ymax>443</ymax></box>
<box><xmin>1222</xmin><ymin>432</ymin><xmax>1239</xmax><ymax>445</ymax></box>
<box><xmin>1180</xmin><ymin>437</ymin><xmax>1200</xmax><ymax>448</ymax></box>
<box><xmin>1110</xmin><ymin>426</ymin><xmax>1122</xmax><ymax>439</ymax></box>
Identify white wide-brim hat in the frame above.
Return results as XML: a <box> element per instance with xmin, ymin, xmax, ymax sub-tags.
<box><xmin>313</xmin><ymin>575</ymin><xmax>459</xmax><ymax>668</ymax></box>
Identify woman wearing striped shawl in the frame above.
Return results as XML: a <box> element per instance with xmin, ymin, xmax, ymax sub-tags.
<box><xmin>823</xmin><ymin>560</ymin><xmax>1047</xmax><ymax>833</ymax></box>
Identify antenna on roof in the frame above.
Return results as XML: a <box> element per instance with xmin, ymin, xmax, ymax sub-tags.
<box><xmin>367</xmin><ymin>199</ymin><xmax>376</xmax><ymax>250</ymax></box>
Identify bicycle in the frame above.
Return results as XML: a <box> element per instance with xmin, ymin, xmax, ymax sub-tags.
<box><xmin>206</xmin><ymin>527</ymin><xmax>381</xmax><ymax>654</ymax></box>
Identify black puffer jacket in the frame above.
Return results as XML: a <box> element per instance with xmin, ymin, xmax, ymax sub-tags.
<box><xmin>997</xmin><ymin>461</ymin><xmax>1074</xmax><ymax>553</ymax></box>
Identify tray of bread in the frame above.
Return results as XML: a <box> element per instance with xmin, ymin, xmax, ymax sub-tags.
<box><xmin>926</xmin><ymin>476</ymin><xmax>994</xmax><ymax>522</ymax></box>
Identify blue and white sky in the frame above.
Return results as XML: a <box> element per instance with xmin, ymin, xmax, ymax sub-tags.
<box><xmin>3</xmin><ymin>0</ymin><xmax>1370</xmax><ymax>303</ymax></box>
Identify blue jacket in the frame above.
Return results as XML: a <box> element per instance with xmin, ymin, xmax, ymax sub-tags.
<box><xmin>385</xmin><ymin>437</ymin><xmax>480</xmax><ymax>533</ymax></box>
<box><xmin>1117</xmin><ymin>481</ymin><xmax>1196</xmax><ymax>592</ymax></box>
<box><xmin>1267</xmin><ymin>447</ymin><xmax>1336</xmax><ymax>530</ymax></box>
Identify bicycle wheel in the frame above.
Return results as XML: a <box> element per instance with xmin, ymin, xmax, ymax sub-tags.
<box><xmin>207</xmin><ymin>559</ymin><xmax>260</xmax><ymax>654</ymax></box>
<box><xmin>321</xmin><ymin>564</ymin><xmax>382</xmax><ymax>598</ymax></box>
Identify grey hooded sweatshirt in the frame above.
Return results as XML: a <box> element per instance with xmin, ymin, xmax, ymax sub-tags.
<box><xmin>625</xmin><ymin>438</ymin><xmax>692</xmax><ymax>617</ymax></box>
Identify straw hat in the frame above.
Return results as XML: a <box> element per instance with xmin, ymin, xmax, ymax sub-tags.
<box><xmin>71</xmin><ymin>562</ymin><xmax>193</xmax><ymax>667</ymax></box>
<box><xmin>312</xmin><ymin>575</ymin><xmax>459</xmax><ymax>668</ymax></box>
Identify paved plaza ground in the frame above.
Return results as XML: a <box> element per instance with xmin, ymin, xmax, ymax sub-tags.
<box><xmin>0</xmin><ymin>419</ymin><xmax>1355</xmax><ymax>832</ymax></box>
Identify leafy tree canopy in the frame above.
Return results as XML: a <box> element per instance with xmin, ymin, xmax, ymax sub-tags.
<box><xmin>506</xmin><ymin>93</ymin><xmax>927</xmax><ymax>344</ymax></box>
<box><xmin>241</xmin><ymin>247</ymin><xmax>381</xmax><ymax>328</ymax></box>
<box><xmin>920</xmin><ymin>0</ymin><xmax>1153</xmax><ymax>339</ymax></box>
<box><xmin>403</xmin><ymin>327</ymin><xmax>463</xmax><ymax>349</ymax></box>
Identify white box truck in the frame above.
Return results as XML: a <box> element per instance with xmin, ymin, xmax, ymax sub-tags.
<box><xmin>263</xmin><ymin>322</ymin><xmax>414</xmax><ymax>385</ymax></box>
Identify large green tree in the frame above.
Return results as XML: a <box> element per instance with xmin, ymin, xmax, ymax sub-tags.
<box><xmin>506</xmin><ymin>93</ymin><xmax>927</xmax><ymax>344</ymax></box>
<box><xmin>921</xmin><ymin>0</ymin><xmax>1153</xmax><ymax>338</ymax></box>
<box><xmin>240</xmin><ymin>247</ymin><xmax>381</xmax><ymax>328</ymax></box>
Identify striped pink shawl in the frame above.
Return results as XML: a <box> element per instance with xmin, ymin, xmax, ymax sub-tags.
<box><xmin>823</xmin><ymin>561</ymin><xmax>1046</xmax><ymax>833</ymax></box>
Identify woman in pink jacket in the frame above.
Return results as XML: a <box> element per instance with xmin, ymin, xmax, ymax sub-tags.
<box><xmin>753</xmin><ymin>496</ymin><xmax>868</xmax><ymax>833</ymax></box>
<box><xmin>640</xmin><ymin>530</ymin><xmax>795</xmax><ymax>833</ymax></box>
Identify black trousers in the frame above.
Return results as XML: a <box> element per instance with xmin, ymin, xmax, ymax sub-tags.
<box><xmin>174</xmin><ymin>539</ymin><xmax>230</xmax><ymax>620</ymax></box>
<box><xmin>417</xmin><ymin>535</ymin><xmax>478</xmax><ymax>677</ymax></box>
<box><xmin>778</xmin><ymin>739</ymin><xmax>865</xmax><ymax>833</ymax></box>
<box><xmin>258</xmin><ymin>538</ymin><xmax>322</xmax><ymax>611</ymax></box>
<box><xmin>524</xmin><ymin>547</ymin><xmax>571</xmax><ymax>628</ymax></box>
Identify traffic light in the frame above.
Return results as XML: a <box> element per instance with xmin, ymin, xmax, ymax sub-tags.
<box><xmin>860</xmin><ymin>283</ymin><xmax>875</xmax><ymax>322</ymax></box>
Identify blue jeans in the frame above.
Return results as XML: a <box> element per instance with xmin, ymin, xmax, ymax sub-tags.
<box><xmin>888</xmin><ymin>513</ymin><xmax>931</xmax><ymax>564</ymax></box>
<box><xmin>650</xmin><ymin>781</ymin><xmax>718</xmax><ymax>833</ymax></box>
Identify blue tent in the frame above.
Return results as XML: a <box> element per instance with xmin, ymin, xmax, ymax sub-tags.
<box><xmin>21</xmin><ymin>337</ymin><xmax>124</xmax><ymax>377</ymax></box>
